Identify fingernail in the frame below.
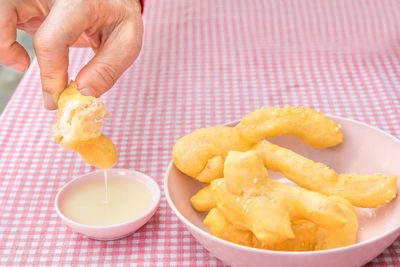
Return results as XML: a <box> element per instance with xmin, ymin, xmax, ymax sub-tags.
<box><xmin>79</xmin><ymin>87</ymin><xmax>96</xmax><ymax>97</ymax></box>
<box><xmin>43</xmin><ymin>92</ymin><xmax>57</xmax><ymax>110</ymax></box>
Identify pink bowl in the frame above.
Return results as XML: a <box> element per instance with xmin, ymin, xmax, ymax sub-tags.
<box><xmin>164</xmin><ymin>116</ymin><xmax>400</xmax><ymax>267</ymax></box>
<box><xmin>55</xmin><ymin>168</ymin><xmax>161</xmax><ymax>240</ymax></box>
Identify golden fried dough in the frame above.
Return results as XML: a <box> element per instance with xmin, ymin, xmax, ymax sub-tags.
<box><xmin>76</xmin><ymin>134</ymin><xmax>117</xmax><ymax>169</ymax></box>
<box><xmin>173</xmin><ymin>106</ymin><xmax>395</xmax><ymax>251</ymax></box>
<box><xmin>264</xmin><ymin>220</ymin><xmax>319</xmax><ymax>251</ymax></box>
<box><xmin>236</xmin><ymin>106</ymin><xmax>343</xmax><ymax>149</ymax></box>
<box><xmin>210</xmin><ymin>151</ymin><xmax>357</xmax><ymax>246</ymax></box>
<box><xmin>212</xmin><ymin>177</ymin><xmax>294</xmax><ymax>244</ymax></box>
<box><xmin>204</xmin><ymin>208</ymin><xmax>254</xmax><ymax>247</ymax></box>
<box><xmin>52</xmin><ymin>81</ymin><xmax>117</xmax><ymax>169</ymax></box>
<box><xmin>204</xmin><ymin>206</ymin><xmax>356</xmax><ymax>251</ymax></box>
<box><xmin>52</xmin><ymin>81</ymin><xmax>108</xmax><ymax>150</ymax></box>
<box><xmin>172</xmin><ymin>126</ymin><xmax>251</xmax><ymax>180</ymax></box>
<box><xmin>204</xmin><ymin>208</ymin><xmax>320</xmax><ymax>251</ymax></box>
<box><xmin>190</xmin><ymin>185</ymin><xmax>216</xmax><ymax>212</ymax></box>
<box><xmin>252</xmin><ymin>140</ymin><xmax>397</xmax><ymax>208</ymax></box>
<box><xmin>314</xmin><ymin>197</ymin><xmax>358</xmax><ymax>250</ymax></box>
<box><xmin>173</xmin><ymin>107</ymin><xmax>342</xmax><ymax>183</ymax></box>
<box><xmin>196</xmin><ymin>156</ymin><xmax>225</xmax><ymax>183</ymax></box>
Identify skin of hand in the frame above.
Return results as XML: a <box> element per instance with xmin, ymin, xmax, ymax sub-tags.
<box><xmin>0</xmin><ymin>0</ymin><xmax>143</xmax><ymax>109</ymax></box>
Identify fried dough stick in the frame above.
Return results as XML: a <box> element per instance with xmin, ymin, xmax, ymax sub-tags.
<box><xmin>173</xmin><ymin>107</ymin><xmax>342</xmax><ymax>183</ymax></box>
<box><xmin>205</xmin><ymin>204</ymin><xmax>357</xmax><ymax>251</ymax></box>
<box><xmin>252</xmin><ymin>140</ymin><xmax>397</xmax><ymax>208</ymax></box>
<box><xmin>52</xmin><ymin>81</ymin><xmax>117</xmax><ymax>169</ymax></box>
<box><xmin>173</xmin><ymin>126</ymin><xmax>251</xmax><ymax>182</ymax></box>
<box><xmin>190</xmin><ymin>185</ymin><xmax>216</xmax><ymax>212</ymax></box>
<box><xmin>210</xmin><ymin>151</ymin><xmax>357</xmax><ymax>246</ymax></box>
<box><xmin>236</xmin><ymin>106</ymin><xmax>343</xmax><ymax>149</ymax></box>
<box><xmin>204</xmin><ymin>208</ymin><xmax>320</xmax><ymax>251</ymax></box>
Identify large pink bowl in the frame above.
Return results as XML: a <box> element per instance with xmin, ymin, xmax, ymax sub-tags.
<box><xmin>164</xmin><ymin>116</ymin><xmax>400</xmax><ymax>267</ymax></box>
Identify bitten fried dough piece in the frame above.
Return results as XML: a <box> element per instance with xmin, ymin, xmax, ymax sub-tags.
<box><xmin>236</xmin><ymin>106</ymin><xmax>343</xmax><ymax>149</ymax></box>
<box><xmin>190</xmin><ymin>185</ymin><xmax>217</xmax><ymax>212</ymax></box>
<box><xmin>204</xmin><ymin>208</ymin><xmax>320</xmax><ymax>251</ymax></box>
<box><xmin>252</xmin><ymin>140</ymin><xmax>397</xmax><ymax>208</ymax></box>
<box><xmin>77</xmin><ymin>135</ymin><xmax>118</xmax><ymax>169</ymax></box>
<box><xmin>51</xmin><ymin>81</ymin><xmax>117</xmax><ymax>169</ymax></box>
<box><xmin>211</xmin><ymin>151</ymin><xmax>356</xmax><ymax>245</ymax></box>
<box><xmin>172</xmin><ymin>106</ymin><xmax>342</xmax><ymax>183</ymax></box>
<box><xmin>52</xmin><ymin>81</ymin><xmax>109</xmax><ymax>150</ymax></box>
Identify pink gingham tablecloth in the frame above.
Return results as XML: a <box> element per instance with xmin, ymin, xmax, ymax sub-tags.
<box><xmin>1</xmin><ymin>0</ymin><xmax>400</xmax><ymax>266</ymax></box>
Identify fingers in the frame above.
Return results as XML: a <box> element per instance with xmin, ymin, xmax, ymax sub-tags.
<box><xmin>33</xmin><ymin>1</ymin><xmax>88</xmax><ymax>110</ymax></box>
<box><xmin>76</xmin><ymin>15</ymin><xmax>143</xmax><ymax>97</ymax></box>
<box><xmin>0</xmin><ymin>5</ymin><xmax>30</xmax><ymax>72</ymax></box>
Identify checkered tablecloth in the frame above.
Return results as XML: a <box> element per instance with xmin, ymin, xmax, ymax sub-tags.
<box><xmin>1</xmin><ymin>0</ymin><xmax>400</xmax><ymax>266</ymax></box>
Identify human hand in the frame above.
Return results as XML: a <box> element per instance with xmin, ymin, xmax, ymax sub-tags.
<box><xmin>0</xmin><ymin>0</ymin><xmax>143</xmax><ymax>109</ymax></box>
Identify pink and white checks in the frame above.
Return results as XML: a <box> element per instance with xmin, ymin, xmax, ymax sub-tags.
<box><xmin>1</xmin><ymin>0</ymin><xmax>400</xmax><ymax>265</ymax></box>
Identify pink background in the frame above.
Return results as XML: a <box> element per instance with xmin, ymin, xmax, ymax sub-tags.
<box><xmin>0</xmin><ymin>0</ymin><xmax>399</xmax><ymax>265</ymax></box>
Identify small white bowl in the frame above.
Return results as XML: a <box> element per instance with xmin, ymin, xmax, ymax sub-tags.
<box><xmin>55</xmin><ymin>168</ymin><xmax>160</xmax><ymax>240</ymax></box>
<box><xmin>165</xmin><ymin>116</ymin><xmax>400</xmax><ymax>267</ymax></box>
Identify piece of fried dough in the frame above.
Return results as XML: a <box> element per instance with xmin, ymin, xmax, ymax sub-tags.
<box><xmin>257</xmin><ymin>220</ymin><xmax>320</xmax><ymax>251</ymax></box>
<box><xmin>204</xmin><ymin>208</ymin><xmax>320</xmax><ymax>251</ymax></box>
<box><xmin>173</xmin><ymin>126</ymin><xmax>251</xmax><ymax>182</ymax></box>
<box><xmin>195</xmin><ymin>177</ymin><xmax>358</xmax><ymax>247</ymax></box>
<box><xmin>173</xmin><ymin>106</ymin><xmax>342</xmax><ymax>183</ymax></box>
<box><xmin>190</xmin><ymin>185</ymin><xmax>216</xmax><ymax>212</ymax></box>
<box><xmin>211</xmin><ymin>151</ymin><xmax>357</xmax><ymax>246</ymax></box>
<box><xmin>236</xmin><ymin>106</ymin><xmax>343</xmax><ymax>149</ymax></box>
<box><xmin>77</xmin><ymin>134</ymin><xmax>118</xmax><ymax>169</ymax></box>
<box><xmin>52</xmin><ymin>81</ymin><xmax>117</xmax><ymax>169</ymax></box>
<box><xmin>204</xmin><ymin>206</ymin><xmax>357</xmax><ymax>251</ymax></box>
<box><xmin>204</xmin><ymin>208</ymin><xmax>254</xmax><ymax>247</ymax></box>
<box><xmin>314</xmin><ymin>196</ymin><xmax>358</xmax><ymax>250</ymax></box>
<box><xmin>252</xmin><ymin>140</ymin><xmax>397</xmax><ymax>208</ymax></box>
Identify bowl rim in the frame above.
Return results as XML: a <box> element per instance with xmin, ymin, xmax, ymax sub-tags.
<box><xmin>164</xmin><ymin>114</ymin><xmax>400</xmax><ymax>255</ymax></box>
<box><xmin>55</xmin><ymin>168</ymin><xmax>161</xmax><ymax>229</ymax></box>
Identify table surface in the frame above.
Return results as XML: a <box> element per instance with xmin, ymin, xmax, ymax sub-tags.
<box><xmin>1</xmin><ymin>0</ymin><xmax>400</xmax><ymax>266</ymax></box>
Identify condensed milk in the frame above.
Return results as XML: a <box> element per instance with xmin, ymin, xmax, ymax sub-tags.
<box><xmin>58</xmin><ymin>174</ymin><xmax>154</xmax><ymax>226</ymax></box>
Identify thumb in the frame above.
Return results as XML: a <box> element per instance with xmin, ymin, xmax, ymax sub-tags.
<box><xmin>76</xmin><ymin>18</ymin><xmax>143</xmax><ymax>97</ymax></box>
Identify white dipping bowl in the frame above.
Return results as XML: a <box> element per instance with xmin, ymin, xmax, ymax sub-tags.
<box><xmin>165</xmin><ymin>116</ymin><xmax>400</xmax><ymax>267</ymax></box>
<box><xmin>56</xmin><ymin>168</ymin><xmax>160</xmax><ymax>240</ymax></box>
